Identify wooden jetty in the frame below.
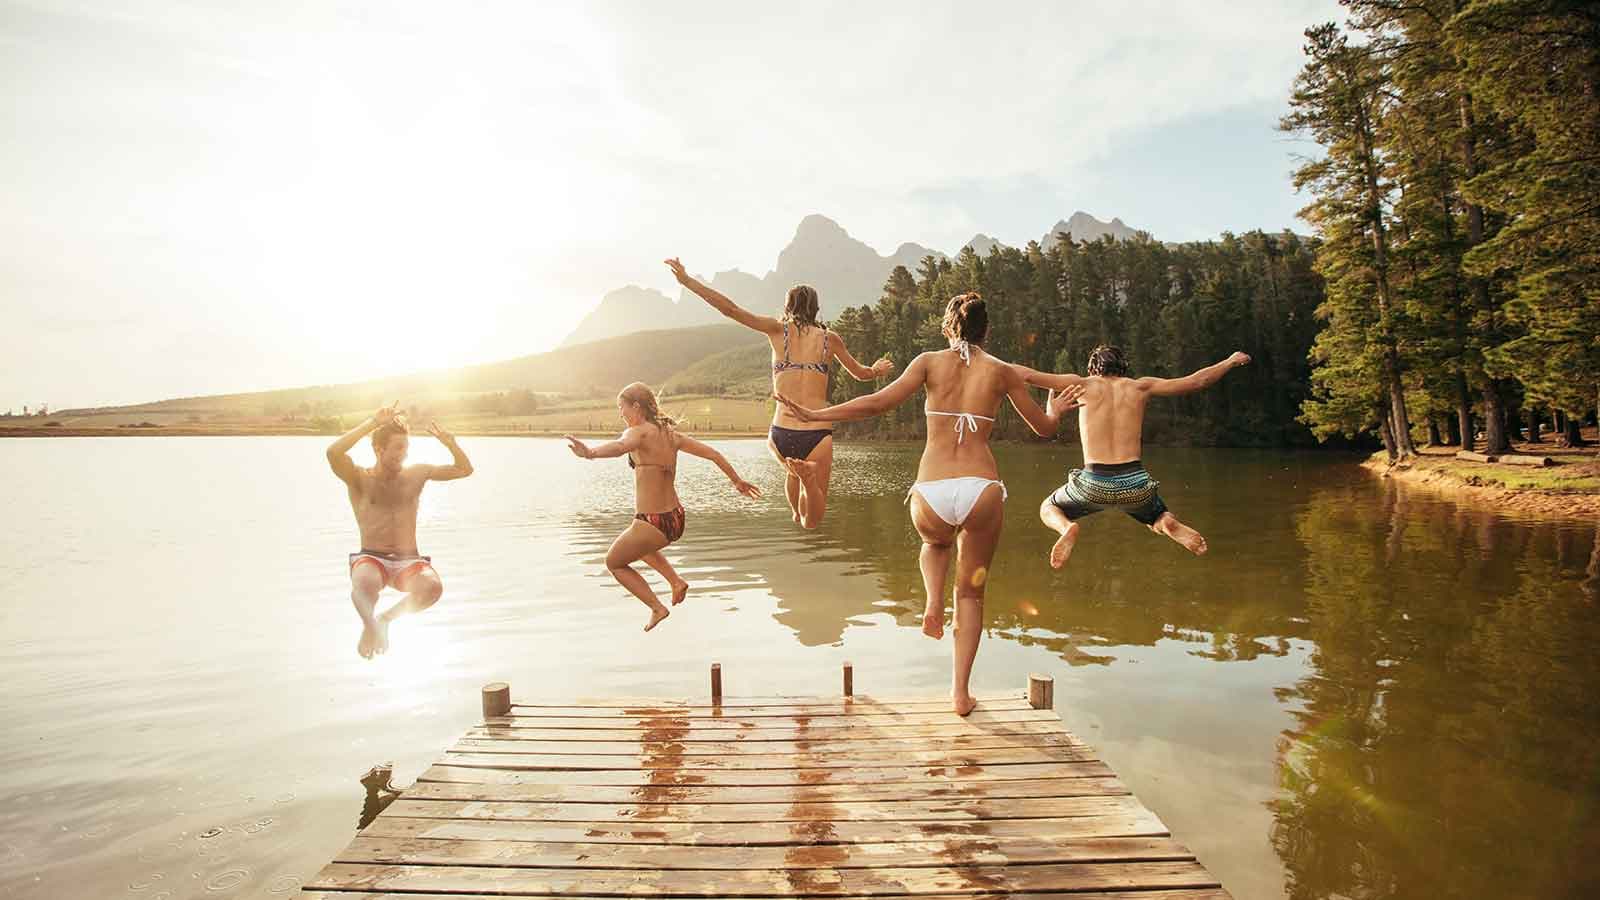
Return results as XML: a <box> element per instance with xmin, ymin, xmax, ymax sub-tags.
<box><xmin>301</xmin><ymin>665</ymin><xmax>1232</xmax><ymax>899</ymax></box>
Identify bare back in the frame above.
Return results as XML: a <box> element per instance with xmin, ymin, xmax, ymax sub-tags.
<box><xmin>916</xmin><ymin>348</ymin><xmax>1014</xmax><ymax>482</ymax></box>
<box><xmin>768</xmin><ymin>323</ymin><xmax>832</xmax><ymax>431</ymax></box>
<box><xmin>346</xmin><ymin>468</ymin><xmax>429</xmax><ymax>554</ymax></box>
<box><xmin>1075</xmin><ymin>376</ymin><xmax>1151</xmax><ymax>464</ymax></box>
<box><xmin>628</xmin><ymin>423</ymin><xmax>682</xmax><ymax>514</ymax></box>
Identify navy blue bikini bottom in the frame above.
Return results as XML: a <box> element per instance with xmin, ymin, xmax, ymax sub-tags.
<box><xmin>769</xmin><ymin>425</ymin><xmax>832</xmax><ymax>461</ymax></box>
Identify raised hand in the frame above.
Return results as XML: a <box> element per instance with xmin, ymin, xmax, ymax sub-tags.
<box><xmin>663</xmin><ymin>258</ymin><xmax>690</xmax><ymax>285</ymax></box>
<box><xmin>426</xmin><ymin>421</ymin><xmax>456</xmax><ymax>444</ymax></box>
<box><xmin>563</xmin><ymin>435</ymin><xmax>592</xmax><ymax>459</ymax></box>
<box><xmin>772</xmin><ymin>392</ymin><xmax>815</xmax><ymax>422</ymax></box>
<box><xmin>373</xmin><ymin>400</ymin><xmax>400</xmax><ymax>426</ymax></box>
<box><xmin>1228</xmin><ymin>351</ymin><xmax>1252</xmax><ymax>368</ymax></box>
<box><xmin>871</xmin><ymin>356</ymin><xmax>896</xmax><ymax>378</ymax></box>
<box><xmin>1049</xmin><ymin>384</ymin><xmax>1088</xmax><ymax>415</ymax></box>
<box><xmin>732</xmin><ymin>477</ymin><xmax>762</xmax><ymax>499</ymax></box>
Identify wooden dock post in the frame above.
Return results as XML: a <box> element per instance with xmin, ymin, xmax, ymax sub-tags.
<box><xmin>481</xmin><ymin>682</ymin><xmax>510</xmax><ymax>719</ymax></box>
<box><xmin>843</xmin><ymin>660</ymin><xmax>854</xmax><ymax>698</ymax></box>
<box><xmin>1028</xmin><ymin>673</ymin><xmax>1055</xmax><ymax>710</ymax></box>
<box><xmin>709</xmin><ymin>662</ymin><xmax>722</xmax><ymax>705</ymax></box>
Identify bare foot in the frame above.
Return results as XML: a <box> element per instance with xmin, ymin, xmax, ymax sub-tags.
<box><xmin>373</xmin><ymin>617</ymin><xmax>391</xmax><ymax>655</ymax></box>
<box><xmin>1049</xmin><ymin>521</ymin><xmax>1080</xmax><ymax>569</ymax></box>
<box><xmin>1156</xmin><ymin>514</ymin><xmax>1208</xmax><ymax>556</ymax></box>
<box><xmin>670</xmin><ymin>579</ymin><xmax>690</xmax><ymax>606</ymax></box>
<box><xmin>644</xmin><ymin>604</ymin><xmax>671</xmax><ymax>632</ymax></box>
<box><xmin>357</xmin><ymin>617</ymin><xmax>379</xmax><ymax>659</ymax></box>
<box><xmin>952</xmin><ymin>693</ymin><xmax>978</xmax><ymax>717</ymax></box>
<box><xmin>921</xmin><ymin>605</ymin><xmax>945</xmax><ymax>640</ymax></box>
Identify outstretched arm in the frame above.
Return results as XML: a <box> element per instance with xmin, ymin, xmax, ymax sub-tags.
<box><xmin>565</xmin><ymin>427</ymin><xmax>644</xmax><ymax>460</ymax></box>
<box><xmin>1014</xmin><ymin>364</ymin><xmax>1088</xmax><ymax>392</ymax></box>
<box><xmin>664</xmin><ymin>258</ymin><xmax>781</xmax><ymax>335</ymax></box>
<box><xmin>1004</xmin><ymin>366</ymin><xmax>1086</xmax><ymax>437</ymax></box>
<box><xmin>676</xmin><ymin>434</ymin><xmax>762</xmax><ymax>498</ymax></box>
<box><xmin>831</xmin><ymin>335</ymin><xmax>895</xmax><ymax>382</ymax></box>
<box><xmin>425</xmin><ymin>422</ymin><xmax>474</xmax><ymax>480</ymax></box>
<box><xmin>326</xmin><ymin>402</ymin><xmax>397</xmax><ymax>483</ymax></box>
<box><xmin>1140</xmin><ymin>352</ymin><xmax>1251</xmax><ymax>397</ymax></box>
<box><xmin>776</xmin><ymin>354</ymin><xmax>929</xmax><ymax>423</ymax></box>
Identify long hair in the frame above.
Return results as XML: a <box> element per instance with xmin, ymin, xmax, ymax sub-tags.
<box><xmin>783</xmin><ymin>284</ymin><xmax>820</xmax><ymax>329</ymax></box>
<box><xmin>1086</xmin><ymin>345</ymin><xmax>1130</xmax><ymax>377</ymax></box>
<box><xmin>619</xmin><ymin>382</ymin><xmax>676</xmax><ymax>429</ymax></box>
<box><xmin>940</xmin><ymin>292</ymin><xmax>989</xmax><ymax>344</ymax></box>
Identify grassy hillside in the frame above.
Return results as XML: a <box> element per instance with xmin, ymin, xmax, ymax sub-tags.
<box><xmin>661</xmin><ymin>342</ymin><xmax>772</xmax><ymax>398</ymax></box>
<box><xmin>25</xmin><ymin>324</ymin><xmax>761</xmax><ymax>429</ymax></box>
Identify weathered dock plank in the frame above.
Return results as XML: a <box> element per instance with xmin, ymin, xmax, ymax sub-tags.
<box><xmin>307</xmin><ymin>859</ymin><xmax>1221</xmax><ymax>895</ymax></box>
<box><xmin>358</xmin><ymin>812</ymin><xmax>1174</xmax><ymax>845</ymax></box>
<box><xmin>300</xmin><ymin>673</ymin><xmax>1232</xmax><ymax>898</ymax></box>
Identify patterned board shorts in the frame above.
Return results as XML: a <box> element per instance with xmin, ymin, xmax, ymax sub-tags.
<box><xmin>1047</xmin><ymin>461</ymin><xmax>1169</xmax><ymax>527</ymax></box>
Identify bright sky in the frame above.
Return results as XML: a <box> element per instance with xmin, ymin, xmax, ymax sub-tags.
<box><xmin>1</xmin><ymin>0</ymin><xmax>1339</xmax><ymax>411</ymax></box>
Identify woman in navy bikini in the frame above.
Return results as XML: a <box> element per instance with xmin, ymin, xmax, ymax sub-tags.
<box><xmin>566</xmin><ymin>382</ymin><xmax>761</xmax><ymax>632</ymax></box>
<box><xmin>664</xmin><ymin>258</ymin><xmax>894</xmax><ymax>529</ymax></box>
<box><xmin>776</xmin><ymin>294</ymin><xmax>1084</xmax><ymax>715</ymax></box>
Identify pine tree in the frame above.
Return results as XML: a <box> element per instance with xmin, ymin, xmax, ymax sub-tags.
<box><xmin>1283</xmin><ymin>22</ymin><xmax>1420</xmax><ymax>457</ymax></box>
<box><xmin>1451</xmin><ymin>0</ymin><xmax>1600</xmax><ymax>446</ymax></box>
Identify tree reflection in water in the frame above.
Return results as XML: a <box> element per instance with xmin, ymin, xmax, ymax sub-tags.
<box><xmin>1274</xmin><ymin>478</ymin><xmax>1600</xmax><ymax>899</ymax></box>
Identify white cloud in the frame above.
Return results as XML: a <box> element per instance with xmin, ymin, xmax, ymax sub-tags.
<box><xmin>0</xmin><ymin>0</ymin><xmax>1341</xmax><ymax>409</ymax></box>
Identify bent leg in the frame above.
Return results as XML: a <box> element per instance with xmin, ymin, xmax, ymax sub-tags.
<box><xmin>350</xmin><ymin>562</ymin><xmax>385</xmax><ymax>660</ymax></box>
<box><xmin>377</xmin><ymin>566</ymin><xmax>444</xmax><ymax>655</ymax></box>
<box><xmin>951</xmin><ymin>485</ymin><xmax>1005</xmax><ymax>716</ymax></box>
<box><xmin>1152</xmin><ymin>510</ymin><xmax>1208</xmax><ymax>556</ymax></box>
<box><xmin>641</xmin><ymin>550</ymin><xmax>689</xmax><ymax>606</ymax></box>
<box><xmin>1039</xmin><ymin>496</ymin><xmax>1081</xmax><ymax>570</ymax></box>
<box><xmin>606</xmin><ymin>520</ymin><xmax>673</xmax><ymax>631</ymax></box>
<box><xmin>909</xmin><ymin>492</ymin><xmax>957</xmax><ymax>640</ymax></box>
<box><xmin>793</xmin><ymin>436</ymin><xmax>834</xmax><ymax>529</ymax></box>
<box><xmin>768</xmin><ymin>438</ymin><xmax>803</xmax><ymax>523</ymax></box>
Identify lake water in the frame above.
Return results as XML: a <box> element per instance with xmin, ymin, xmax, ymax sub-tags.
<box><xmin>1</xmin><ymin>437</ymin><xmax>1597</xmax><ymax>899</ymax></box>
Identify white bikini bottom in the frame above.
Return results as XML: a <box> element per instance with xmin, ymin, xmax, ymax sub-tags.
<box><xmin>907</xmin><ymin>477</ymin><xmax>1007</xmax><ymax>527</ymax></box>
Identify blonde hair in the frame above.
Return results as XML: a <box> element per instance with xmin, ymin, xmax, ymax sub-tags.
<box><xmin>783</xmin><ymin>284</ymin><xmax>820</xmax><ymax>329</ymax></box>
<box><xmin>619</xmin><ymin>382</ymin><xmax>676</xmax><ymax>429</ymax></box>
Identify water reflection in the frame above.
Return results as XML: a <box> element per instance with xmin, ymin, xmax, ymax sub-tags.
<box><xmin>3</xmin><ymin>438</ymin><xmax>1596</xmax><ymax>900</ymax></box>
<box><xmin>356</xmin><ymin>765</ymin><xmax>402</xmax><ymax>831</ymax></box>
<box><xmin>1273</xmin><ymin>477</ymin><xmax>1600</xmax><ymax>899</ymax></box>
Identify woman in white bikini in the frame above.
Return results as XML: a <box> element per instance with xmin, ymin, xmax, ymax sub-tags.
<box><xmin>566</xmin><ymin>382</ymin><xmax>762</xmax><ymax>632</ymax></box>
<box><xmin>776</xmin><ymin>293</ymin><xmax>1083</xmax><ymax>715</ymax></box>
<box><xmin>664</xmin><ymin>257</ymin><xmax>895</xmax><ymax>529</ymax></box>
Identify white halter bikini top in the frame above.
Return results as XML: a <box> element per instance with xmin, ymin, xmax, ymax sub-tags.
<box><xmin>925</xmin><ymin>341</ymin><xmax>994</xmax><ymax>444</ymax></box>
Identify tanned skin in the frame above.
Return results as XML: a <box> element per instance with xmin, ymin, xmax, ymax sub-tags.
<box><xmin>327</xmin><ymin>403</ymin><xmax>473</xmax><ymax>658</ymax></box>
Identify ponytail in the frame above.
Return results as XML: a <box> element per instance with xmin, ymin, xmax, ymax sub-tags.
<box><xmin>618</xmin><ymin>382</ymin><xmax>676</xmax><ymax>429</ymax></box>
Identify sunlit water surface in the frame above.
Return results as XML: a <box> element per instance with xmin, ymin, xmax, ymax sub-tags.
<box><xmin>1</xmin><ymin>437</ymin><xmax>1597</xmax><ymax>899</ymax></box>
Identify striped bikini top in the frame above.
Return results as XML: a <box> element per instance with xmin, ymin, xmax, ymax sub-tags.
<box><xmin>773</xmin><ymin>322</ymin><xmax>831</xmax><ymax>375</ymax></box>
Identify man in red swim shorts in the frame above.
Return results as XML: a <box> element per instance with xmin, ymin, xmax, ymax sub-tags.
<box><xmin>326</xmin><ymin>403</ymin><xmax>474</xmax><ymax>659</ymax></box>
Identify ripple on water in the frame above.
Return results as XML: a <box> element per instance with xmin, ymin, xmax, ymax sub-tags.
<box><xmin>204</xmin><ymin>867</ymin><xmax>249</xmax><ymax>892</ymax></box>
<box><xmin>266</xmin><ymin>873</ymin><xmax>301</xmax><ymax>893</ymax></box>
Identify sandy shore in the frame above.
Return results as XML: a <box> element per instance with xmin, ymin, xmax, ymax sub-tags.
<box><xmin>1362</xmin><ymin>440</ymin><xmax>1600</xmax><ymax>521</ymax></box>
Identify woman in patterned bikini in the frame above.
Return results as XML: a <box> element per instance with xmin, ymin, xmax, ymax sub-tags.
<box><xmin>566</xmin><ymin>382</ymin><xmax>762</xmax><ymax>632</ymax></box>
<box><xmin>664</xmin><ymin>257</ymin><xmax>895</xmax><ymax>529</ymax></box>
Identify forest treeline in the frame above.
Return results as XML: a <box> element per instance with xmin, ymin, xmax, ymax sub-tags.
<box><xmin>824</xmin><ymin>233</ymin><xmax>1328</xmax><ymax>446</ymax></box>
<box><xmin>1276</xmin><ymin>1</ymin><xmax>1595</xmax><ymax>454</ymax></box>
<box><xmin>827</xmin><ymin>1</ymin><xmax>1597</xmax><ymax>453</ymax></box>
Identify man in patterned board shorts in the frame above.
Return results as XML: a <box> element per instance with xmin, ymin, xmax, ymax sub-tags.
<box><xmin>1016</xmin><ymin>345</ymin><xmax>1251</xmax><ymax>569</ymax></box>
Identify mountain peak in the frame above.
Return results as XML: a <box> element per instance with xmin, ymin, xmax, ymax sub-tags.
<box><xmin>794</xmin><ymin>214</ymin><xmax>849</xmax><ymax>240</ymax></box>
